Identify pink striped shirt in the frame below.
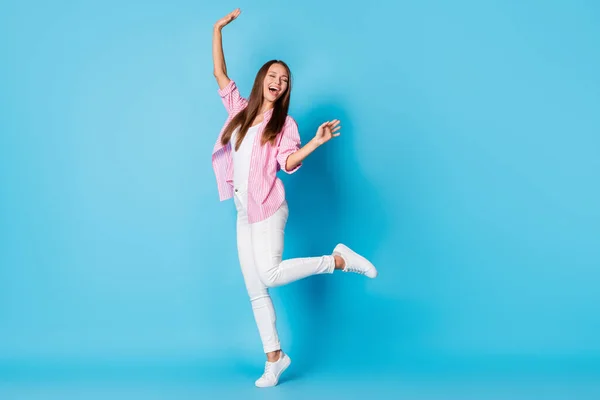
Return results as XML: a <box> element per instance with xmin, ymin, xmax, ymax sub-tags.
<box><xmin>212</xmin><ymin>80</ymin><xmax>302</xmax><ymax>223</ymax></box>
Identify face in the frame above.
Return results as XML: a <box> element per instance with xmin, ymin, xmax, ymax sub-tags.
<box><xmin>263</xmin><ymin>63</ymin><xmax>289</xmax><ymax>103</ymax></box>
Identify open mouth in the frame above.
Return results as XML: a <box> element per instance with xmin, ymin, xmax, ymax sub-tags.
<box><xmin>268</xmin><ymin>86</ymin><xmax>280</xmax><ymax>96</ymax></box>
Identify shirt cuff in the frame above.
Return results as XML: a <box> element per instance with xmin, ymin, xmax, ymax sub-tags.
<box><xmin>218</xmin><ymin>80</ymin><xmax>236</xmax><ymax>97</ymax></box>
<box><xmin>282</xmin><ymin>156</ymin><xmax>302</xmax><ymax>174</ymax></box>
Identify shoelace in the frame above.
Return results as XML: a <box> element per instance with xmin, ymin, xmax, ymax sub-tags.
<box><xmin>260</xmin><ymin>361</ymin><xmax>276</xmax><ymax>380</ymax></box>
<box><xmin>344</xmin><ymin>265</ymin><xmax>365</xmax><ymax>274</ymax></box>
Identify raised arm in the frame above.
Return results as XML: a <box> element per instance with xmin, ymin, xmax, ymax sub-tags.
<box><xmin>213</xmin><ymin>8</ymin><xmax>240</xmax><ymax>90</ymax></box>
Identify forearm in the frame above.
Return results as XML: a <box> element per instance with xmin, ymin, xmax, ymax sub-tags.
<box><xmin>285</xmin><ymin>138</ymin><xmax>320</xmax><ymax>171</ymax></box>
<box><xmin>212</xmin><ymin>27</ymin><xmax>230</xmax><ymax>89</ymax></box>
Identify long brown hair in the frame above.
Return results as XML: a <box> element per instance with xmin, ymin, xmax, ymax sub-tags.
<box><xmin>220</xmin><ymin>60</ymin><xmax>292</xmax><ymax>150</ymax></box>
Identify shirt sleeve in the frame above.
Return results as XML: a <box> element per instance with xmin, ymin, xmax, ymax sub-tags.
<box><xmin>277</xmin><ymin>118</ymin><xmax>302</xmax><ymax>174</ymax></box>
<box><xmin>218</xmin><ymin>80</ymin><xmax>248</xmax><ymax>116</ymax></box>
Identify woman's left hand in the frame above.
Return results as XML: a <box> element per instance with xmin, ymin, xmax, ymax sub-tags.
<box><xmin>313</xmin><ymin>120</ymin><xmax>341</xmax><ymax>146</ymax></box>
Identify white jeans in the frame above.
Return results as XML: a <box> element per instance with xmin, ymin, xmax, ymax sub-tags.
<box><xmin>234</xmin><ymin>189</ymin><xmax>335</xmax><ymax>353</ymax></box>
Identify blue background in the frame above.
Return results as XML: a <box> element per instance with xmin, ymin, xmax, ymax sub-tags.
<box><xmin>1</xmin><ymin>0</ymin><xmax>599</xmax><ymax>398</ymax></box>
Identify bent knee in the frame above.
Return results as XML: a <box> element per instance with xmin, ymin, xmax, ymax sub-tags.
<box><xmin>258</xmin><ymin>271</ymin><xmax>280</xmax><ymax>288</ymax></box>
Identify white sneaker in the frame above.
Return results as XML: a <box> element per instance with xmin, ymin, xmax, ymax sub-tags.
<box><xmin>333</xmin><ymin>243</ymin><xmax>378</xmax><ymax>278</ymax></box>
<box><xmin>255</xmin><ymin>352</ymin><xmax>291</xmax><ymax>388</ymax></box>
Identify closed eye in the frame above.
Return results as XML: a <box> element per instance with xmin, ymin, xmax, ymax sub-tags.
<box><xmin>268</xmin><ymin>73</ymin><xmax>288</xmax><ymax>82</ymax></box>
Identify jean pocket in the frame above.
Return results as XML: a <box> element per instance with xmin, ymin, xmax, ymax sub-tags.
<box><xmin>234</xmin><ymin>189</ymin><xmax>248</xmax><ymax>211</ymax></box>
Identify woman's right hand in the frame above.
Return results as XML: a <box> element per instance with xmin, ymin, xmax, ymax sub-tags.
<box><xmin>214</xmin><ymin>8</ymin><xmax>241</xmax><ymax>31</ymax></box>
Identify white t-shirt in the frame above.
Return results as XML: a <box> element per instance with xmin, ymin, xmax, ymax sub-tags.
<box><xmin>231</xmin><ymin>124</ymin><xmax>260</xmax><ymax>191</ymax></box>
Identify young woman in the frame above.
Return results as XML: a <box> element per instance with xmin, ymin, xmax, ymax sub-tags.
<box><xmin>211</xmin><ymin>8</ymin><xmax>378</xmax><ymax>388</ymax></box>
